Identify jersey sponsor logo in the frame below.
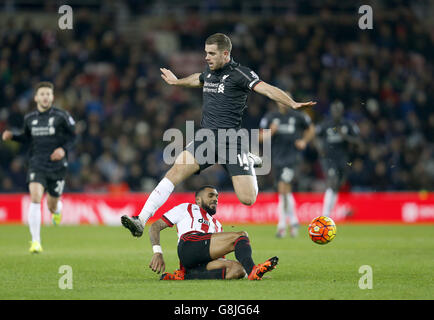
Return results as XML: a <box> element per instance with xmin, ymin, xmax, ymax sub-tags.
<box><xmin>31</xmin><ymin>127</ymin><xmax>56</xmax><ymax>136</ymax></box>
<box><xmin>203</xmin><ymin>81</ymin><xmax>225</xmax><ymax>94</ymax></box>
<box><xmin>277</xmin><ymin>117</ymin><xmax>296</xmax><ymax>134</ymax></box>
<box><xmin>326</xmin><ymin>128</ymin><xmax>344</xmax><ymax>143</ymax></box>
<box><xmin>198</xmin><ymin>218</ymin><xmax>210</xmax><ymax>226</ymax></box>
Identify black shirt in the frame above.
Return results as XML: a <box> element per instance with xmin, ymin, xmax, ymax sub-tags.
<box><xmin>199</xmin><ymin>58</ymin><xmax>262</xmax><ymax>130</ymax></box>
<box><xmin>316</xmin><ymin>118</ymin><xmax>359</xmax><ymax>162</ymax></box>
<box><xmin>260</xmin><ymin>109</ymin><xmax>312</xmax><ymax>166</ymax></box>
<box><xmin>12</xmin><ymin>107</ymin><xmax>76</xmax><ymax>172</ymax></box>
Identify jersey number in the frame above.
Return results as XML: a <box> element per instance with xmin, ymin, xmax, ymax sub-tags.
<box><xmin>54</xmin><ymin>180</ymin><xmax>65</xmax><ymax>194</ymax></box>
<box><xmin>237</xmin><ymin>153</ymin><xmax>250</xmax><ymax>171</ymax></box>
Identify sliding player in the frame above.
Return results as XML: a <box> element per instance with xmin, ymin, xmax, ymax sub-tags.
<box><xmin>148</xmin><ymin>185</ymin><xmax>278</xmax><ymax>280</ymax></box>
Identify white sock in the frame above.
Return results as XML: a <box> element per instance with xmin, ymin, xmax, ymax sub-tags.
<box><xmin>251</xmin><ymin>165</ymin><xmax>258</xmax><ymax>197</ymax></box>
<box><xmin>286</xmin><ymin>193</ymin><xmax>299</xmax><ymax>226</ymax></box>
<box><xmin>138</xmin><ymin>177</ymin><xmax>174</xmax><ymax>225</ymax></box>
<box><xmin>277</xmin><ymin>194</ymin><xmax>288</xmax><ymax>231</ymax></box>
<box><xmin>28</xmin><ymin>202</ymin><xmax>41</xmax><ymax>243</ymax></box>
<box><xmin>54</xmin><ymin>200</ymin><xmax>62</xmax><ymax>214</ymax></box>
<box><xmin>322</xmin><ymin>188</ymin><xmax>338</xmax><ymax>217</ymax></box>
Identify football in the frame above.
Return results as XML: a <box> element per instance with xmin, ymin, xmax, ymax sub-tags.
<box><xmin>308</xmin><ymin>216</ymin><xmax>337</xmax><ymax>245</ymax></box>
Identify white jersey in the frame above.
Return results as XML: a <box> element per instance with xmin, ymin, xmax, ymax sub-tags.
<box><xmin>162</xmin><ymin>203</ymin><xmax>223</xmax><ymax>241</ymax></box>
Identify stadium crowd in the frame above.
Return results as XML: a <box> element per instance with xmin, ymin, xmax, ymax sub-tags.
<box><xmin>0</xmin><ymin>1</ymin><xmax>433</xmax><ymax>193</ymax></box>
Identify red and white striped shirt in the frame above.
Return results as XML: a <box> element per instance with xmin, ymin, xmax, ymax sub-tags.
<box><xmin>162</xmin><ymin>203</ymin><xmax>223</xmax><ymax>241</ymax></box>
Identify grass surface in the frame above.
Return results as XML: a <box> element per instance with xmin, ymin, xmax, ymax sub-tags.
<box><xmin>0</xmin><ymin>224</ymin><xmax>433</xmax><ymax>300</ymax></box>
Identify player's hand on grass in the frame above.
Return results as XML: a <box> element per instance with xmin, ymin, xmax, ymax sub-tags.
<box><xmin>149</xmin><ymin>253</ymin><xmax>165</xmax><ymax>274</ymax></box>
<box><xmin>50</xmin><ymin>147</ymin><xmax>65</xmax><ymax>161</ymax></box>
<box><xmin>2</xmin><ymin>130</ymin><xmax>13</xmax><ymax>141</ymax></box>
<box><xmin>160</xmin><ymin>68</ymin><xmax>178</xmax><ymax>85</ymax></box>
<box><xmin>291</xmin><ymin>101</ymin><xmax>316</xmax><ymax>109</ymax></box>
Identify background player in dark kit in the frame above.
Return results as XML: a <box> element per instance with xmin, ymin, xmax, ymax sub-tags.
<box><xmin>121</xmin><ymin>33</ymin><xmax>315</xmax><ymax>239</ymax></box>
<box><xmin>260</xmin><ymin>97</ymin><xmax>315</xmax><ymax>237</ymax></box>
<box><xmin>315</xmin><ymin>101</ymin><xmax>362</xmax><ymax>218</ymax></box>
<box><xmin>2</xmin><ymin>82</ymin><xmax>76</xmax><ymax>253</ymax></box>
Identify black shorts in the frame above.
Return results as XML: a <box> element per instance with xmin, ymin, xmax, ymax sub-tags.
<box><xmin>273</xmin><ymin>163</ymin><xmax>298</xmax><ymax>184</ymax></box>
<box><xmin>177</xmin><ymin>232</ymin><xmax>213</xmax><ymax>269</ymax></box>
<box><xmin>321</xmin><ymin>158</ymin><xmax>348</xmax><ymax>183</ymax></box>
<box><xmin>26</xmin><ymin>168</ymin><xmax>67</xmax><ymax>197</ymax></box>
<box><xmin>185</xmin><ymin>129</ymin><xmax>253</xmax><ymax>177</ymax></box>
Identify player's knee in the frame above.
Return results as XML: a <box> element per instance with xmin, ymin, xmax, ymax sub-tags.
<box><xmin>278</xmin><ymin>182</ymin><xmax>292</xmax><ymax>194</ymax></box>
<box><xmin>327</xmin><ymin>179</ymin><xmax>340</xmax><ymax>192</ymax></box>
<box><xmin>232</xmin><ymin>231</ymin><xmax>249</xmax><ymax>247</ymax></box>
<box><xmin>30</xmin><ymin>193</ymin><xmax>43</xmax><ymax>203</ymax></box>
<box><xmin>237</xmin><ymin>231</ymin><xmax>249</xmax><ymax>238</ymax></box>
<box><xmin>238</xmin><ymin>193</ymin><xmax>256</xmax><ymax>206</ymax></box>
<box><xmin>166</xmin><ymin>163</ymin><xmax>198</xmax><ymax>186</ymax></box>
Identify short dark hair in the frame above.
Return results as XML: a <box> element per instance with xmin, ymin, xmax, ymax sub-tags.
<box><xmin>35</xmin><ymin>81</ymin><xmax>54</xmax><ymax>94</ymax></box>
<box><xmin>195</xmin><ymin>185</ymin><xmax>217</xmax><ymax>198</ymax></box>
<box><xmin>205</xmin><ymin>33</ymin><xmax>232</xmax><ymax>53</ymax></box>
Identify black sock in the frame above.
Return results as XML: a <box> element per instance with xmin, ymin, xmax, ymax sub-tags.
<box><xmin>234</xmin><ymin>236</ymin><xmax>255</xmax><ymax>275</ymax></box>
<box><xmin>185</xmin><ymin>267</ymin><xmax>226</xmax><ymax>280</ymax></box>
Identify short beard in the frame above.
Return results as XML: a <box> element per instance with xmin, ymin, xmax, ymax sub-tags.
<box><xmin>202</xmin><ymin>204</ymin><xmax>216</xmax><ymax>216</ymax></box>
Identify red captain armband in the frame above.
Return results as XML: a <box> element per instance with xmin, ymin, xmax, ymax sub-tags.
<box><xmin>161</xmin><ymin>215</ymin><xmax>174</xmax><ymax>227</ymax></box>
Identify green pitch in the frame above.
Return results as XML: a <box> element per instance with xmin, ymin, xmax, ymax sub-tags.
<box><xmin>0</xmin><ymin>224</ymin><xmax>433</xmax><ymax>300</ymax></box>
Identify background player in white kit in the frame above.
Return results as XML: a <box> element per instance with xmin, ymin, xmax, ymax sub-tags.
<box><xmin>148</xmin><ymin>186</ymin><xmax>278</xmax><ymax>280</ymax></box>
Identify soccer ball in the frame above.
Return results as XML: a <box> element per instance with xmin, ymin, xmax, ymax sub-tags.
<box><xmin>308</xmin><ymin>216</ymin><xmax>337</xmax><ymax>245</ymax></box>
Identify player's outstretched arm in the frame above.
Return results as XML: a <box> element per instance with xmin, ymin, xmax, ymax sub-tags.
<box><xmin>160</xmin><ymin>68</ymin><xmax>203</xmax><ymax>88</ymax></box>
<box><xmin>253</xmin><ymin>81</ymin><xmax>316</xmax><ymax>109</ymax></box>
<box><xmin>295</xmin><ymin>123</ymin><xmax>316</xmax><ymax>150</ymax></box>
<box><xmin>2</xmin><ymin>121</ymin><xmax>31</xmax><ymax>144</ymax></box>
<box><xmin>148</xmin><ymin>219</ymin><xmax>170</xmax><ymax>274</ymax></box>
